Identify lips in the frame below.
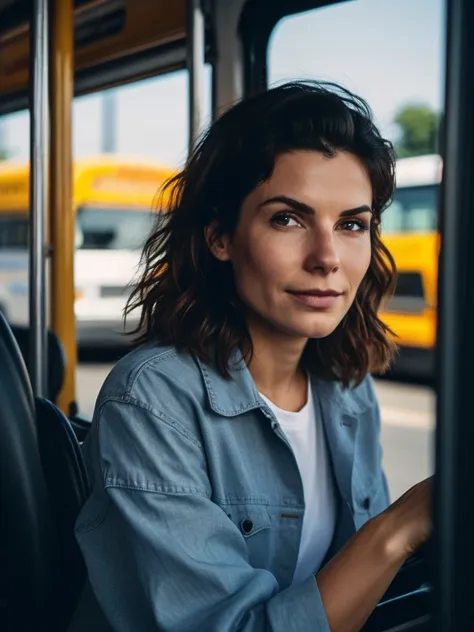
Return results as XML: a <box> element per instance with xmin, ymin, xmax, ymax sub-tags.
<box><xmin>290</xmin><ymin>289</ymin><xmax>342</xmax><ymax>297</ymax></box>
<box><xmin>287</xmin><ymin>289</ymin><xmax>343</xmax><ymax>309</ymax></box>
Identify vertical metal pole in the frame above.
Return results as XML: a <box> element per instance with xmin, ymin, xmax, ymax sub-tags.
<box><xmin>435</xmin><ymin>0</ymin><xmax>474</xmax><ymax>629</ymax></box>
<box><xmin>187</xmin><ymin>0</ymin><xmax>206</xmax><ymax>155</ymax></box>
<box><xmin>49</xmin><ymin>0</ymin><xmax>76</xmax><ymax>414</ymax></box>
<box><xmin>212</xmin><ymin>0</ymin><xmax>246</xmax><ymax>117</ymax></box>
<box><xmin>29</xmin><ymin>0</ymin><xmax>50</xmax><ymax>397</ymax></box>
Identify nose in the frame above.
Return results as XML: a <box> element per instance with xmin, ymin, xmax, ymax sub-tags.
<box><xmin>304</xmin><ymin>227</ymin><xmax>340</xmax><ymax>274</ymax></box>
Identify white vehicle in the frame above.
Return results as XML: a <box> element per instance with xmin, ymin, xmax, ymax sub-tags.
<box><xmin>0</xmin><ymin>156</ymin><xmax>173</xmax><ymax>348</ymax></box>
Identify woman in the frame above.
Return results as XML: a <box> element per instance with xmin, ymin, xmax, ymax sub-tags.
<box><xmin>72</xmin><ymin>81</ymin><xmax>431</xmax><ymax>632</ymax></box>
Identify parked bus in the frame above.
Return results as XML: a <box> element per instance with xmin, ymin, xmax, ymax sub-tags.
<box><xmin>380</xmin><ymin>154</ymin><xmax>441</xmax><ymax>378</ymax></box>
<box><xmin>0</xmin><ymin>156</ymin><xmax>173</xmax><ymax>348</ymax></box>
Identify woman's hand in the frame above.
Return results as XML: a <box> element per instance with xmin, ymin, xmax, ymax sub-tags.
<box><xmin>382</xmin><ymin>476</ymin><xmax>433</xmax><ymax>560</ymax></box>
<box><xmin>317</xmin><ymin>477</ymin><xmax>433</xmax><ymax>632</ymax></box>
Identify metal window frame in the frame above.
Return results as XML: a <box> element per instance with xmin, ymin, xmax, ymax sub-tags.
<box><xmin>435</xmin><ymin>0</ymin><xmax>474</xmax><ymax>628</ymax></box>
<box><xmin>239</xmin><ymin>0</ymin><xmax>350</xmax><ymax>97</ymax></box>
<box><xmin>0</xmin><ymin>38</ymin><xmax>189</xmax><ymax>117</ymax></box>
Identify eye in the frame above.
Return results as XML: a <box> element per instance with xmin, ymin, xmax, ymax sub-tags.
<box><xmin>339</xmin><ymin>219</ymin><xmax>370</xmax><ymax>233</ymax></box>
<box><xmin>270</xmin><ymin>212</ymin><xmax>303</xmax><ymax>228</ymax></box>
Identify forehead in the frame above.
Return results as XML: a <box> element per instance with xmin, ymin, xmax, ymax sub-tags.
<box><xmin>253</xmin><ymin>150</ymin><xmax>373</xmax><ymax>206</ymax></box>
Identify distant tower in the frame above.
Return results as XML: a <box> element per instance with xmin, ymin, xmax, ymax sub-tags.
<box><xmin>101</xmin><ymin>90</ymin><xmax>117</xmax><ymax>153</ymax></box>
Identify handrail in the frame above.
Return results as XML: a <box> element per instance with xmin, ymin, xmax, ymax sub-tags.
<box><xmin>187</xmin><ymin>0</ymin><xmax>206</xmax><ymax>154</ymax></box>
<box><xmin>28</xmin><ymin>0</ymin><xmax>49</xmax><ymax>397</ymax></box>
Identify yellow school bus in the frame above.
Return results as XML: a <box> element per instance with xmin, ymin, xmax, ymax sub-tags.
<box><xmin>0</xmin><ymin>156</ymin><xmax>174</xmax><ymax>347</ymax></box>
<box><xmin>379</xmin><ymin>154</ymin><xmax>441</xmax><ymax>378</ymax></box>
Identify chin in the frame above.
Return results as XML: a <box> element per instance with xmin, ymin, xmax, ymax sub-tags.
<box><xmin>304</xmin><ymin>326</ymin><xmax>339</xmax><ymax>340</ymax></box>
<box><xmin>278</xmin><ymin>313</ymin><xmax>344</xmax><ymax>340</ymax></box>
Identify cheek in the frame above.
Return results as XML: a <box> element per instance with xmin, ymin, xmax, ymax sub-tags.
<box><xmin>343</xmin><ymin>237</ymin><xmax>372</xmax><ymax>290</ymax></box>
<box><xmin>232</xmin><ymin>235</ymin><xmax>290</xmax><ymax>292</ymax></box>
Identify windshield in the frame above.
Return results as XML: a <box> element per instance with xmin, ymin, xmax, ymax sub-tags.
<box><xmin>76</xmin><ymin>207</ymin><xmax>155</xmax><ymax>251</ymax></box>
<box><xmin>0</xmin><ymin>214</ymin><xmax>29</xmax><ymax>249</ymax></box>
<box><xmin>382</xmin><ymin>184</ymin><xmax>438</xmax><ymax>233</ymax></box>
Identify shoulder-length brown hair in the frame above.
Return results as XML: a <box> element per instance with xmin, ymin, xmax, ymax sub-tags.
<box><xmin>126</xmin><ymin>81</ymin><xmax>397</xmax><ymax>387</ymax></box>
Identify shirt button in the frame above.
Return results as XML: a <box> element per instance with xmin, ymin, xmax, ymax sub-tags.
<box><xmin>241</xmin><ymin>519</ymin><xmax>254</xmax><ymax>535</ymax></box>
<box><xmin>361</xmin><ymin>497</ymin><xmax>371</xmax><ymax>511</ymax></box>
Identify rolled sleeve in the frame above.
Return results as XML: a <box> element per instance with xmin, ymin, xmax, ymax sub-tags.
<box><xmin>75</xmin><ymin>399</ymin><xmax>331</xmax><ymax>632</ymax></box>
<box><xmin>267</xmin><ymin>575</ymin><xmax>331</xmax><ymax>631</ymax></box>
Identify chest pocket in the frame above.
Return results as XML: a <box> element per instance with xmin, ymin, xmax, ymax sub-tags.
<box><xmin>224</xmin><ymin>504</ymin><xmax>274</xmax><ymax>571</ymax></box>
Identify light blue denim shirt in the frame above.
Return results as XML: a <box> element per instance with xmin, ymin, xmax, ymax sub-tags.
<box><xmin>70</xmin><ymin>344</ymin><xmax>390</xmax><ymax>632</ymax></box>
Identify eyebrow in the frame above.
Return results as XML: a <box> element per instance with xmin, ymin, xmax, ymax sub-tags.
<box><xmin>259</xmin><ymin>195</ymin><xmax>373</xmax><ymax>218</ymax></box>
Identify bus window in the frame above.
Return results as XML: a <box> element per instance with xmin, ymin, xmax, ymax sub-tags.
<box><xmin>268</xmin><ymin>0</ymin><xmax>445</xmax><ymax>145</ymax></box>
<box><xmin>0</xmin><ymin>156</ymin><xmax>174</xmax><ymax>395</ymax></box>
<box><xmin>1</xmin><ymin>67</ymin><xmax>212</xmax><ymax>165</ymax></box>
<box><xmin>268</xmin><ymin>0</ymin><xmax>445</xmax><ymax>501</ymax></box>
<box><xmin>1</xmin><ymin>63</ymin><xmax>212</xmax><ymax>413</ymax></box>
<box><xmin>0</xmin><ymin>109</ymin><xmax>29</xmax><ymax>161</ymax></box>
<box><xmin>76</xmin><ymin>207</ymin><xmax>154</xmax><ymax>251</ymax></box>
<box><xmin>0</xmin><ymin>214</ymin><xmax>29</xmax><ymax>248</ymax></box>
<box><xmin>384</xmin><ymin>184</ymin><xmax>438</xmax><ymax>233</ymax></box>
<box><xmin>0</xmin><ymin>211</ymin><xmax>29</xmax><ymax>328</ymax></box>
<box><xmin>74</xmin><ymin>67</ymin><xmax>212</xmax><ymax>167</ymax></box>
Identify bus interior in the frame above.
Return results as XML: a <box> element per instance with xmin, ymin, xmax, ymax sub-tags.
<box><xmin>0</xmin><ymin>0</ymin><xmax>473</xmax><ymax>631</ymax></box>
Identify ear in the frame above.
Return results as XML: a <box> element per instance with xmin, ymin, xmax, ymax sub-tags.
<box><xmin>205</xmin><ymin>224</ymin><xmax>232</xmax><ymax>262</ymax></box>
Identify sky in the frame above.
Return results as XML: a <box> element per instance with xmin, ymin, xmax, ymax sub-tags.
<box><xmin>1</xmin><ymin>0</ymin><xmax>445</xmax><ymax>169</ymax></box>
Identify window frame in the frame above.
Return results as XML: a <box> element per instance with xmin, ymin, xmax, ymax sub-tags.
<box><xmin>239</xmin><ymin>0</ymin><xmax>347</xmax><ymax>97</ymax></box>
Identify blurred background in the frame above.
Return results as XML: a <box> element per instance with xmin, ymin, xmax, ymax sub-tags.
<box><xmin>0</xmin><ymin>0</ymin><xmax>444</xmax><ymax>501</ymax></box>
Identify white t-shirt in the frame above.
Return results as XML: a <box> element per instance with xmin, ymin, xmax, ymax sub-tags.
<box><xmin>259</xmin><ymin>383</ymin><xmax>336</xmax><ymax>584</ymax></box>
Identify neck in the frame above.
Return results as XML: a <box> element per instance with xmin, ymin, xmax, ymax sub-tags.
<box><xmin>246</xmin><ymin>319</ymin><xmax>308</xmax><ymax>409</ymax></box>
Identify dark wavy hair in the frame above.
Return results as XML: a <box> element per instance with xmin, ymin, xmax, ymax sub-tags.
<box><xmin>126</xmin><ymin>81</ymin><xmax>398</xmax><ymax>387</ymax></box>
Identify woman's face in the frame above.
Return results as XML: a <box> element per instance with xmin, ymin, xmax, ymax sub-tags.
<box><xmin>212</xmin><ymin>150</ymin><xmax>373</xmax><ymax>343</ymax></box>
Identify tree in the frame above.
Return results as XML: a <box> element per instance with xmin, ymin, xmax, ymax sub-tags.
<box><xmin>394</xmin><ymin>104</ymin><xmax>439</xmax><ymax>159</ymax></box>
<box><xmin>0</xmin><ymin>150</ymin><xmax>9</xmax><ymax>161</ymax></box>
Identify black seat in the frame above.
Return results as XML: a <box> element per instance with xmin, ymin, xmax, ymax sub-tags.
<box><xmin>10</xmin><ymin>324</ymin><xmax>66</xmax><ymax>404</ymax></box>
<box><xmin>0</xmin><ymin>312</ymin><xmax>54</xmax><ymax>631</ymax></box>
<box><xmin>0</xmin><ymin>311</ymin><xmax>90</xmax><ymax>631</ymax></box>
<box><xmin>9</xmin><ymin>323</ymin><xmax>93</xmax><ymax>443</ymax></box>
<box><xmin>35</xmin><ymin>398</ymin><xmax>90</xmax><ymax>628</ymax></box>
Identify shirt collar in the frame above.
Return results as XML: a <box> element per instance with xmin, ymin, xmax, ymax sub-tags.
<box><xmin>196</xmin><ymin>350</ymin><xmax>261</xmax><ymax>417</ymax></box>
<box><xmin>196</xmin><ymin>349</ymin><xmax>369</xmax><ymax>418</ymax></box>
